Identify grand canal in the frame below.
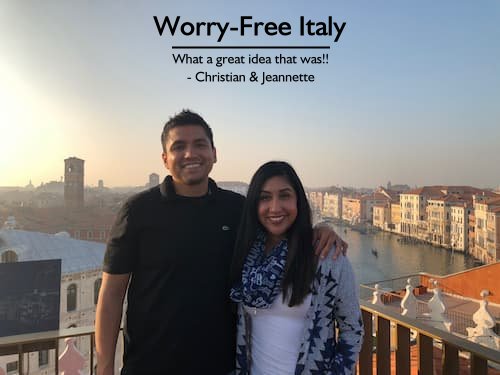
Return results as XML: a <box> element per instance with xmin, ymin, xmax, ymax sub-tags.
<box><xmin>328</xmin><ymin>223</ymin><xmax>476</xmax><ymax>285</ymax></box>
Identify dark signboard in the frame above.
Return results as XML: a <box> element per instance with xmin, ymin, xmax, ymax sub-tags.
<box><xmin>0</xmin><ymin>259</ymin><xmax>61</xmax><ymax>337</ymax></box>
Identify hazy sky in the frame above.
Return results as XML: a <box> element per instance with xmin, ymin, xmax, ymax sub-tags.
<box><xmin>1</xmin><ymin>1</ymin><xmax>499</xmax><ymax>188</ymax></box>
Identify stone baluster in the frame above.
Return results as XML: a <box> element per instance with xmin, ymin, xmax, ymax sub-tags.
<box><xmin>401</xmin><ymin>278</ymin><xmax>417</xmax><ymax>319</ymax></box>
<box><xmin>371</xmin><ymin>283</ymin><xmax>384</xmax><ymax>306</ymax></box>
<box><xmin>466</xmin><ymin>290</ymin><xmax>500</xmax><ymax>350</ymax></box>
<box><xmin>428</xmin><ymin>279</ymin><xmax>452</xmax><ymax>332</ymax></box>
<box><xmin>59</xmin><ymin>337</ymin><xmax>85</xmax><ymax>375</ymax></box>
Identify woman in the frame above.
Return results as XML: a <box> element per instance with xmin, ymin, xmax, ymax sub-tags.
<box><xmin>230</xmin><ymin>161</ymin><xmax>363</xmax><ymax>375</ymax></box>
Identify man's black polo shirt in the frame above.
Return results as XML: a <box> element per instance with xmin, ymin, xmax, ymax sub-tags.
<box><xmin>103</xmin><ymin>176</ymin><xmax>245</xmax><ymax>374</ymax></box>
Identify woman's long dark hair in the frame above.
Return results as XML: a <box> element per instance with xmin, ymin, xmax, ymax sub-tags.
<box><xmin>230</xmin><ymin>161</ymin><xmax>316</xmax><ymax>307</ymax></box>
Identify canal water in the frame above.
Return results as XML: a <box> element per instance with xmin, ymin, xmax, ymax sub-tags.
<box><xmin>328</xmin><ymin>222</ymin><xmax>476</xmax><ymax>286</ymax></box>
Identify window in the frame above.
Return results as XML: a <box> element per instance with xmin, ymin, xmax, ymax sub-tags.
<box><xmin>7</xmin><ymin>361</ymin><xmax>18</xmax><ymax>373</ymax></box>
<box><xmin>1</xmin><ymin>250</ymin><xmax>18</xmax><ymax>263</ymax></box>
<box><xmin>477</xmin><ymin>218</ymin><xmax>484</xmax><ymax>229</ymax></box>
<box><xmin>39</xmin><ymin>350</ymin><xmax>49</xmax><ymax>367</ymax></box>
<box><xmin>67</xmin><ymin>283</ymin><xmax>77</xmax><ymax>312</ymax></box>
<box><xmin>94</xmin><ymin>278</ymin><xmax>102</xmax><ymax>305</ymax></box>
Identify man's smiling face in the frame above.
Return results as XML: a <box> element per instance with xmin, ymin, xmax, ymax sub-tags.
<box><xmin>162</xmin><ymin>125</ymin><xmax>217</xmax><ymax>194</ymax></box>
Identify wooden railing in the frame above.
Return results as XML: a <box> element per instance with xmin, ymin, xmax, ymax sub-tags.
<box><xmin>0</xmin><ymin>326</ymin><xmax>100</xmax><ymax>374</ymax></box>
<box><xmin>359</xmin><ymin>301</ymin><xmax>500</xmax><ymax>375</ymax></box>
<box><xmin>1</xmin><ymin>304</ymin><xmax>499</xmax><ymax>374</ymax></box>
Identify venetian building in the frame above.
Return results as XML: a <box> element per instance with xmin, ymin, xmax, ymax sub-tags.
<box><xmin>0</xmin><ymin>227</ymin><xmax>120</xmax><ymax>374</ymax></box>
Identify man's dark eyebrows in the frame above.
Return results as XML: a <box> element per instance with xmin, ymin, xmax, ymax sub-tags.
<box><xmin>194</xmin><ymin>138</ymin><xmax>210</xmax><ymax>144</ymax></box>
<box><xmin>169</xmin><ymin>139</ymin><xmax>186</xmax><ymax>148</ymax></box>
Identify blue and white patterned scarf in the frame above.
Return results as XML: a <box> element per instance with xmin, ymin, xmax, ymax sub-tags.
<box><xmin>230</xmin><ymin>231</ymin><xmax>288</xmax><ymax>308</ymax></box>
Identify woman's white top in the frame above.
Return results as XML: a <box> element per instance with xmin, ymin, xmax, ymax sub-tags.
<box><xmin>244</xmin><ymin>292</ymin><xmax>312</xmax><ymax>375</ymax></box>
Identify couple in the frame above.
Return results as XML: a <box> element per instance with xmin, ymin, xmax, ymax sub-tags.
<box><xmin>96</xmin><ymin>110</ymin><xmax>363</xmax><ymax>375</ymax></box>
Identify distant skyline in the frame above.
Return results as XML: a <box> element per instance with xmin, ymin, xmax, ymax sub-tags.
<box><xmin>1</xmin><ymin>1</ymin><xmax>499</xmax><ymax>188</ymax></box>
<box><xmin>2</xmin><ymin>171</ymin><xmax>498</xmax><ymax>191</ymax></box>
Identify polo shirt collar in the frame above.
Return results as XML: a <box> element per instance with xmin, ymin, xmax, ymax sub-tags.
<box><xmin>160</xmin><ymin>175</ymin><xmax>217</xmax><ymax>201</ymax></box>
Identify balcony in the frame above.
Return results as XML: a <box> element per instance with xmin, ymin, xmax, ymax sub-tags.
<box><xmin>1</xmin><ymin>303</ymin><xmax>499</xmax><ymax>375</ymax></box>
<box><xmin>0</xmin><ymin>326</ymin><xmax>101</xmax><ymax>374</ymax></box>
<box><xmin>358</xmin><ymin>301</ymin><xmax>500</xmax><ymax>374</ymax></box>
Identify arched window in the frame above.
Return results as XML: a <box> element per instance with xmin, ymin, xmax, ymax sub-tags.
<box><xmin>94</xmin><ymin>278</ymin><xmax>102</xmax><ymax>305</ymax></box>
<box><xmin>1</xmin><ymin>250</ymin><xmax>18</xmax><ymax>263</ymax></box>
<box><xmin>38</xmin><ymin>350</ymin><xmax>49</xmax><ymax>367</ymax></box>
<box><xmin>67</xmin><ymin>284</ymin><xmax>77</xmax><ymax>312</ymax></box>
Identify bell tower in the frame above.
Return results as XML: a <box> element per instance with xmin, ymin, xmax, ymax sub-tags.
<box><xmin>64</xmin><ymin>157</ymin><xmax>85</xmax><ymax>209</ymax></box>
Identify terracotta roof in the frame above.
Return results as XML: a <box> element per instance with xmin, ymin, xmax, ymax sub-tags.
<box><xmin>0</xmin><ymin>207</ymin><xmax>117</xmax><ymax>234</ymax></box>
<box><xmin>487</xmin><ymin>197</ymin><xmax>500</xmax><ymax>206</ymax></box>
<box><xmin>403</xmin><ymin>186</ymin><xmax>446</xmax><ymax>196</ymax></box>
<box><xmin>403</xmin><ymin>186</ymin><xmax>496</xmax><ymax>199</ymax></box>
<box><xmin>376</xmin><ymin>188</ymin><xmax>401</xmax><ymax>201</ymax></box>
<box><xmin>428</xmin><ymin>194</ymin><xmax>473</xmax><ymax>204</ymax></box>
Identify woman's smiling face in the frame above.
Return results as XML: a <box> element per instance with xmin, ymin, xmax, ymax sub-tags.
<box><xmin>258</xmin><ymin>175</ymin><xmax>298</xmax><ymax>246</ymax></box>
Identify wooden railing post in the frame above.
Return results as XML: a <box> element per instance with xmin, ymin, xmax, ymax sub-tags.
<box><xmin>396</xmin><ymin>324</ymin><xmax>410</xmax><ymax>375</ymax></box>
<box><xmin>90</xmin><ymin>332</ymin><xmax>95</xmax><ymax>375</ymax></box>
<box><xmin>377</xmin><ymin>316</ymin><xmax>391</xmax><ymax>375</ymax></box>
<box><xmin>17</xmin><ymin>345</ymin><xmax>23</xmax><ymax>375</ymax></box>
<box><xmin>442</xmin><ymin>342</ymin><xmax>458</xmax><ymax>375</ymax></box>
<box><xmin>470</xmin><ymin>354</ymin><xmax>488</xmax><ymax>375</ymax></box>
<box><xmin>417</xmin><ymin>333</ymin><xmax>433</xmax><ymax>375</ymax></box>
<box><xmin>359</xmin><ymin>310</ymin><xmax>373</xmax><ymax>375</ymax></box>
<box><xmin>55</xmin><ymin>338</ymin><xmax>59</xmax><ymax>374</ymax></box>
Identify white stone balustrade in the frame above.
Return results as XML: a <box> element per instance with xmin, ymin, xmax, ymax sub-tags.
<box><xmin>466</xmin><ymin>290</ymin><xmax>500</xmax><ymax>350</ymax></box>
<box><xmin>371</xmin><ymin>283</ymin><xmax>384</xmax><ymax>306</ymax></box>
<box><xmin>58</xmin><ymin>337</ymin><xmax>85</xmax><ymax>375</ymax></box>
<box><xmin>401</xmin><ymin>278</ymin><xmax>417</xmax><ymax>319</ymax></box>
<box><xmin>428</xmin><ymin>279</ymin><xmax>452</xmax><ymax>332</ymax></box>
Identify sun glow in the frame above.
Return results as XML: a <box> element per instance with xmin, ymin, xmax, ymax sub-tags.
<box><xmin>0</xmin><ymin>61</ymin><xmax>66</xmax><ymax>186</ymax></box>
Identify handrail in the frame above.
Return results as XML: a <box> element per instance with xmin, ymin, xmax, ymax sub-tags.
<box><xmin>361</xmin><ymin>271</ymin><xmax>500</xmax><ymax>304</ymax></box>
<box><xmin>0</xmin><ymin>326</ymin><xmax>95</xmax><ymax>349</ymax></box>
<box><xmin>362</xmin><ymin>273</ymin><xmax>422</xmax><ymax>285</ymax></box>
<box><xmin>1</xmin><ymin>305</ymin><xmax>498</xmax><ymax>373</ymax></box>
<box><xmin>360</xmin><ymin>301</ymin><xmax>500</xmax><ymax>364</ymax></box>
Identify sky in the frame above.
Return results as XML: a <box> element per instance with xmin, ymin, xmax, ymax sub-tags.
<box><xmin>1</xmin><ymin>1</ymin><xmax>499</xmax><ymax>189</ymax></box>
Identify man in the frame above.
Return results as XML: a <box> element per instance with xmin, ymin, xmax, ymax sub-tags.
<box><xmin>96</xmin><ymin>110</ymin><xmax>346</xmax><ymax>375</ymax></box>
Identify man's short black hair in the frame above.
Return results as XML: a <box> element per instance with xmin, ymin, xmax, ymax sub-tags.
<box><xmin>161</xmin><ymin>110</ymin><xmax>214</xmax><ymax>152</ymax></box>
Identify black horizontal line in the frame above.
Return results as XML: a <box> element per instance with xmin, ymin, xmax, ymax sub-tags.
<box><xmin>172</xmin><ymin>46</ymin><xmax>330</xmax><ymax>50</ymax></box>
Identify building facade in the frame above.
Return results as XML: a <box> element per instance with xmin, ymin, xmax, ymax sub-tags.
<box><xmin>322</xmin><ymin>192</ymin><xmax>342</xmax><ymax>219</ymax></box>
<box><xmin>390</xmin><ymin>202</ymin><xmax>402</xmax><ymax>233</ymax></box>
<box><xmin>307</xmin><ymin>192</ymin><xmax>324</xmax><ymax>213</ymax></box>
<box><xmin>372</xmin><ymin>205</ymin><xmax>390</xmax><ymax>230</ymax></box>
<box><xmin>362</xmin><ymin>193</ymin><xmax>392</xmax><ymax>224</ymax></box>
<box><xmin>400</xmin><ymin>187</ymin><xmax>444</xmax><ymax>240</ymax></box>
<box><xmin>450</xmin><ymin>203</ymin><xmax>471</xmax><ymax>252</ymax></box>
<box><xmin>473</xmin><ymin>196</ymin><xmax>500</xmax><ymax>264</ymax></box>
<box><xmin>0</xmin><ymin>229</ymin><xmax>120</xmax><ymax>375</ymax></box>
<box><xmin>342</xmin><ymin>196</ymin><xmax>362</xmax><ymax>224</ymax></box>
